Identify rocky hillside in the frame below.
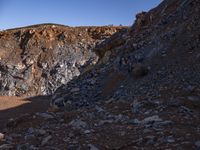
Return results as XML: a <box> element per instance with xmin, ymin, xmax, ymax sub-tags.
<box><xmin>0</xmin><ymin>25</ymin><xmax>124</xmax><ymax>96</ymax></box>
<box><xmin>0</xmin><ymin>0</ymin><xmax>200</xmax><ymax>149</ymax></box>
<box><xmin>51</xmin><ymin>0</ymin><xmax>200</xmax><ymax>110</ymax></box>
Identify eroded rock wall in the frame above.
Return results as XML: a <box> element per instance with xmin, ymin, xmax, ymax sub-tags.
<box><xmin>0</xmin><ymin>25</ymin><xmax>125</xmax><ymax>96</ymax></box>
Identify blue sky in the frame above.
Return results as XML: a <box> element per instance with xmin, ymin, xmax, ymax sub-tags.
<box><xmin>0</xmin><ymin>0</ymin><xmax>161</xmax><ymax>29</ymax></box>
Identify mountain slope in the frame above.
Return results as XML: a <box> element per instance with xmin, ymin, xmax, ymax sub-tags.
<box><xmin>51</xmin><ymin>0</ymin><xmax>200</xmax><ymax>110</ymax></box>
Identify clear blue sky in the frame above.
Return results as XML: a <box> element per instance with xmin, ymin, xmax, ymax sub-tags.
<box><xmin>0</xmin><ymin>0</ymin><xmax>161</xmax><ymax>30</ymax></box>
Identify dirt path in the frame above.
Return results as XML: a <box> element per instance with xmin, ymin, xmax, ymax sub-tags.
<box><xmin>0</xmin><ymin>96</ymin><xmax>50</xmax><ymax>129</ymax></box>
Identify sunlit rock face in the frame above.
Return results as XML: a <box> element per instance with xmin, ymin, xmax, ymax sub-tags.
<box><xmin>0</xmin><ymin>24</ymin><xmax>125</xmax><ymax>96</ymax></box>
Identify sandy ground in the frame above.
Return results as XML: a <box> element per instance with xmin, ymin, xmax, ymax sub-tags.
<box><xmin>0</xmin><ymin>96</ymin><xmax>50</xmax><ymax>129</ymax></box>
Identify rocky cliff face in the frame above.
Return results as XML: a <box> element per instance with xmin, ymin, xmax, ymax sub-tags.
<box><xmin>51</xmin><ymin>0</ymin><xmax>200</xmax><ymax>109</ymax></box>
<box><xmin>0</xmin><ymin>25</ymin><xmax>124</xmax><ymax>96</ymax></box>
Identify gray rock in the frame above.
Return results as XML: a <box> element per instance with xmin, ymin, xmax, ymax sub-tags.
<box><xmin>98</xmin><ymin>119</ymin><xmax>114</xmax><ymax>126</ymax></box>
<box><xmin>114</xmin><ymin>114</ymin><xmax>129</xmax><ymax>122</ymax></box>
<box><xmin>41</xmin><ymin>135</ymin><xmax>52</xmax><ymax>146</ymax></box>
<box><xmin>10</xmin><ymin>133</ymin><xmax>22</xmax><ymax>138</ymax></box>
<box><xmin>188</xmin><ymin>96</ymin><xmax>199</xmax><ymax>102</ymax></box>
<box><xmin>129</xmin><ymin>115</ymin><xmax>162</xmax><ymax>125</ymax></box>
<box><xmin>158</xmin><ymin>120</ymin><xmax>174</xmax><ymax>126</ymax></box>
<box><xmin>88</xmin><ymin>144</ymin><xmax>99</xmax><ymax>150</ymax></box>
<box><xmin>146</xmin><ymin>136</ymin><xmax>156</xmax><ymax>145</ymax></box>
<box><xmin>0</xmin><ymin>144</ymin><xmax>14</xmax><ymax>149</ymax></box>
<box><xmin>141</xmin><ymin>115</ymin><xmax>162</xmax><ymax>124</ymax></box>
<box><xmin>70</xmin><ymin>87</ymin><xmax>80</xmax><ymax>92</ymax></box>
<box><xmin>119</xmin><ymin>131</ymin><xmax>126</xmax><ymax>136</ymax></box>
<box><xmin>36</xmin><ymin>113</ymin><xmax>54</xmax><ymax>119</ymax></box>
<box><xmin>166</xmin><ymin>136</ymin><xmax>175</xmax><ymax>143</ymax></box>
<box><xmin>95</xmin><ymin>105</ymin><xmax>105</xmax><ymax>113</ymax></box>
<box><xmin>67</xmin><ymin>145</ymin><xmax>79</xmax><ymax>150</ymax></box>
<box><xmin>28</xmin><ymin>128</ymin><xmax>46</xmax><ymax>136</ymax></box>
<box><xmin>84</xmin><ymin>130</ymin><xmax>92</xmax><ymax>134</ymax></box>
<box><xmin>129</xmin><ymin>119</ymin><xmax>141</xmax><ymax>124</ymax></box>
<box><xmin>25</xmin><ymin>134</ymin><xmax>35</xmax><ymax>141</ymax></box>
<box><xmin>28</xmin><ymin>127</ymin><xmax>35</xmax><ymax>134</ymax></box>
<box><xmin>17</xmin><ymin>143</ymin><xmax>33</xmax><ymax>150</ymax></box>
<box><xmin>52</xmin><ymin>97</ymin><xmax>65</xmax><ymax>107</ymax></box>
<box><xmin>37</xmin><ymin>129</ymin><xmax>46</xmax><ymax>136</ymax></box>
<box><xmin>29</xmin><ymin>145</ymin><xmax>39</xmax><ymax>150</ymax></box>
<box><xmin>69</xmin><ymin>119</ymin><xmax>87</xmax><ymax>129</ymax></box>
<box><xmin>195</xmin><ymin>141</ymin><xmax>200</xmax><ymax>148</ymax></box>
<box><xmin>186</xmin><ymin>85</ymin><xmax>196</xmax><ymax>93</ymax></box>
<box><xmin>131</xmin><ymin>100</ymin><xmax>142</xmax><ymax>114</ymax></box>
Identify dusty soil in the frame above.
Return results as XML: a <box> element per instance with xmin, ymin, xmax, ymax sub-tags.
<box><xmin>0</xmin><ymin>96</ymin><xmax>49</xmax><ymax>129</ymax></box>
